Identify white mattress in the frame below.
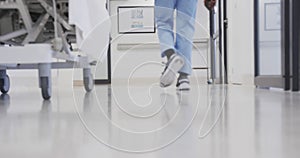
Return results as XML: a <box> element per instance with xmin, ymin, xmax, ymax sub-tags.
<box><xmin>69</xmin><ymin>0</ymin><xmax>111</xmax><ymax>62</ymax></box>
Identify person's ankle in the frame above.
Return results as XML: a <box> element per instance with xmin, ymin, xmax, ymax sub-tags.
<box><xmin>178</xmin><ymin>72</ymin><xmax>189</xmax><ymax>80</ymax></box>
<box><xmin>164</xmin><ymin>49</ymin><xmax>175</xmax><ymax>60</ymax></box>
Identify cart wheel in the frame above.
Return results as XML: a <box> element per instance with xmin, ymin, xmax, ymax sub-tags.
<box><xmin>84</xmin><ymin>74</ymin><xmax>94</xmax><ymax>92</ymax></box>
<box><xmin>0</xmin><ymin>75</ymin><xmax>10</xmax><ymax>94</ymax></box>
<box><xmin>40</xmin><ymin>77</ymin><xmax>51</xmax><ymax>100</ymax></box>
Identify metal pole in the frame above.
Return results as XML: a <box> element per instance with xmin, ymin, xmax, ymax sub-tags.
<box><xmin>223</xmin><ymin>0</ymin><xmax>228</xmax><ymax>84</ymax></box>
<box><xmin>209</xmin><ymin>9</ymin><xmax>217</xmax><ymax>84</ymax></box>
<box><xmin>218</xmin><ymin>0</ymin><xmax>223</xmax><ymax>84</ymax></box>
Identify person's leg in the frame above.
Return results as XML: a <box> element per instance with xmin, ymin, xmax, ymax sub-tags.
<box><xmin>156</xmin><ymin>0</ymin><xmax>185</xmax><ymax>88</ymax></box>
<box><xmin>155</xmin><ymin>0</ymin><xmax>176</xmax><ymax>57</ymax></box>
<box><xmin>175</xmin><ymin>0</ymin><xmax>198</xmax><ymax>75</ymax></box>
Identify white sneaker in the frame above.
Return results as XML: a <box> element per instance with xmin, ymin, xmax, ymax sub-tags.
<box><xmin>176</xmin><ymin>78</ymin><xmax>191</xmax><ymax>91</ymax></box>
<box><xmin>160</xmin><ymin>54</ymin><xmax>185</xmax><ymax>88</ymax></box>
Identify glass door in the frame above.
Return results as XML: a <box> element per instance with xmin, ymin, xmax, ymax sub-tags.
<box><xmin>254</xmin><ymin>0</ymin><xmax>288</xmax><ymax>89</ymax></box>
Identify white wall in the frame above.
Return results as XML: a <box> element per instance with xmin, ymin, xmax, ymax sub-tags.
<box><xmin>227</xmin><ymin>0</ymin><xmax>255</xmax><ymax>85</ymax></box>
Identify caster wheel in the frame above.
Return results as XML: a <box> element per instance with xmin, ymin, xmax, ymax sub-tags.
<box><xmin>84</xmin><ymin>74</ymin><xmax>94</xmax><ymax>92</ymax></box>
<box><xmin>0</xmin><ymin>75</ymin><xmax>10</xmax><ymax>94</ymax></box>
<box><xmin>40</xmin><ymin>77</ymin><xmax>51</xmax><ymax>100</ymax></box>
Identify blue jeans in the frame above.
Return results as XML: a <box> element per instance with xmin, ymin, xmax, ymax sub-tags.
<box><xmin>155</xmin><ymin>0</ymin><xmax>198</xmax><ymax>75</ymax></box>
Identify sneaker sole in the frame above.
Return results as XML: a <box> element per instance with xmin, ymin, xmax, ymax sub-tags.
<box><xmin>177</xmin><ymin>86</ymin><xmax>191</xmax><ymax>91</ymax></box>
<box><xmin>160</xmin><ymin>56</ymin><xmax>184</xmax><ymax>87</ymax></box>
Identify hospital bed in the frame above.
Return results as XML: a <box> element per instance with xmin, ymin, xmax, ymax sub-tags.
<box><xmin>0</xmin><ymin>0</ymin><xmax>111</xmax><ymax>100</ymax></box>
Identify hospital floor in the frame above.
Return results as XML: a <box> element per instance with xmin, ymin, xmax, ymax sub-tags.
<box><xmin>0</xmin><ymin>78</ymin><xmax>299</xmax><ymax>158</ymax></box>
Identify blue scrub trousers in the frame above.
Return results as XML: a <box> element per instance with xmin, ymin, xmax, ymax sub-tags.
<box><xmin>155</xmin><ymin>0</ymin><xmax>198</xmax><ymax>75</ymax></box>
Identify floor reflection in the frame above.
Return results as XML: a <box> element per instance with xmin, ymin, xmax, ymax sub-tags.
<box><xmin>0</xmin><ymin>84</ymin><xmax>299</xmax><ymax>158</ymax></box>
<box><xmin>0</xmin><ymin>94</ymin><xmax>10</xmax><ymax>114</ymax></box>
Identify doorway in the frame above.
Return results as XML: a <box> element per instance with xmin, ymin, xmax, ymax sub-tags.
<box><xmin>254</xmin><ymin>0</ymin><xmax>300</xmax><ymax>91</ymax></box>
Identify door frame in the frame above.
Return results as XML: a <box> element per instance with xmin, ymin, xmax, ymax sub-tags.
<box><xmin>291</xmin><ymin>0</ymin><xmax>300</xmax><ymax>91</ymax></box>
<box><xmin>221</xmin><ymin>0</ymin><xmax>228</xmax><ymax>83</ymax></box>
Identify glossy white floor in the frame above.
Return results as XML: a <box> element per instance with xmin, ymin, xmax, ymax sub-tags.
<box><xmin>0</xmin><ymin>78</ymin><xmax>299</xmax><ymax>158</ymax></box>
